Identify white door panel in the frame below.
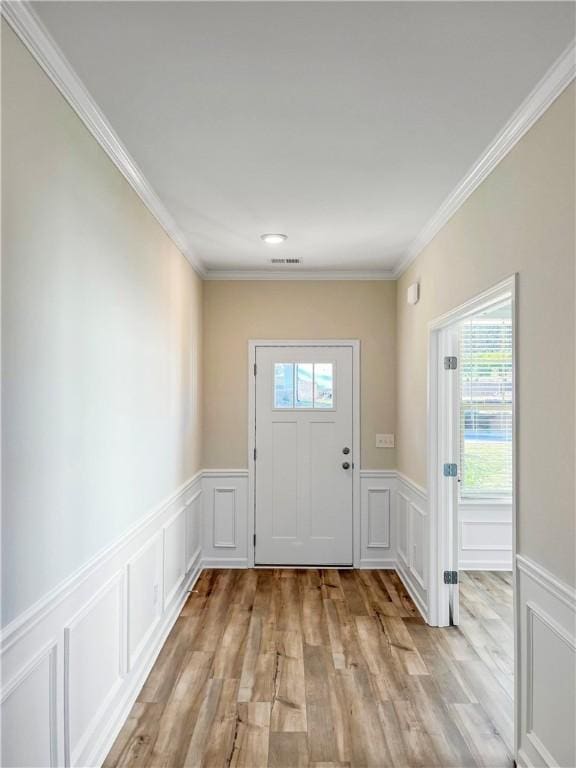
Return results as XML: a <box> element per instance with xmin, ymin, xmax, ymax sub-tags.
<box><xmin>255</xmin><ymin>345</ymin><xmax>353</xmax><ymax>565</ymax></box>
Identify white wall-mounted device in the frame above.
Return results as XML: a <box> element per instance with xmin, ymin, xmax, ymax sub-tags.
<box><xmin>407</xmin><ymin>282</ymin><xmax>420</xmax><ymax>305</ymax></box>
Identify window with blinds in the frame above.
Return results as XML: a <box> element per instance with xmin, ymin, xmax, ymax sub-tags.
<box><xmin>459</xmin><ymin>301</ymin><xmax>512</xmax><ymax>499</ymax></box>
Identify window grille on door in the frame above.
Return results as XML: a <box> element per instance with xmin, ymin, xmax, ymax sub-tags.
<box><xmin>273</xmin><ymin>362</ymin><xmax>334</xmax><ymax>409</ymax></box>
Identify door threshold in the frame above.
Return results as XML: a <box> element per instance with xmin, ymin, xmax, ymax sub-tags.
<box><xmin>254</xmin><ymin>563</ymin><xmax>354</xmax><ymax>569</ymax></box>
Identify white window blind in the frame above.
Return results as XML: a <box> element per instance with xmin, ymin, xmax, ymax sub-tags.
<box><xmin>459</xmin><ymin>301</ymin><xmax>512</xmax><ymax>499</ymax></box>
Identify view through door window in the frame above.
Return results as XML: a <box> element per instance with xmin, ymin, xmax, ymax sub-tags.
<box><xmin>459</xmin><ymin>301</ymin><xmax>513</xmax><ymax>499</ymax></box>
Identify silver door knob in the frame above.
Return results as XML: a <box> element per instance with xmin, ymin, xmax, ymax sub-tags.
<box><xmin>342</xmin><ymin>462</ymin><xmax>350</xmax><ymax>470</ymax></box>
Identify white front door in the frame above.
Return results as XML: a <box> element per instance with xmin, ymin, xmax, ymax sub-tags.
<box><xmin>254</xmin><ymin>345</ymin><xmax>354</xmax><ymax>565</ymax></box>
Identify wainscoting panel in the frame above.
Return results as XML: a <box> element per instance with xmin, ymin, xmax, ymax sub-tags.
<box><xmin>0</xmin><ymin>642</ymin><xmax>58</xmax><ymax>767</ymax></box>
<box><xmin>367</xmin><ymin>489</ymin><xmax>390</xmax><ymax>547</ymax></box>
<box><xmin>4</xmin><ymin>466</ymin><xmax>575</xmax><ymax>768</ymax></box>
<box><xmin>162</xmin><ymin>508</ymin><xmax>187</xmax><ymax>610</ymax></box>
<box><xmin>459</xmin><ymin>501</ymin><xmax>513</xmax><ymax>570</ymax></box>
<box><xmin>410</xmin><ymin>501</ymin><xmax>427</xmax><ymax>589</ymax></box>
<box><xmin>359</xmin><ymin>471</ymin><xmax>396</xmax><ymax>568</ymax></box>
<box><xmin>213</xmin><ymin>488</ymin><xmax>237</xmax><ymax>548</ymax></box>
<box><xmin>202</xmin><ymin>471</ymin><xmax>249</xmax><ymax>567</ymax></box>
<box><xmin>185</xmin><ymin>490</ymin><xmax>202</xmax><ymax>573</ymax></box>
<box><xmin>127</xmin><ymin>534</ymin><xmax>163</xmax><ymax>670</ymax></box>
<box><xmin>395</xmin><ymin>474</ymin><xmax>429</xmax><ymax>620</ymax></box>
<box><xmin>517</xmin><ymin>555</ymin><xmax>576</xmax><ymax>768</ymax></box>
<box><xmin>64</xmin><ymin>572</ymin><xmax>126</xmax><ymax>766</ymax></box>
<box><xmin>0</xmin><ymin>471</ymin><xmax>203</xmax><ymax>768</ymax></box>
<box><xmin>397</xmin><ymin>492</ymin><xmax>409</xmax><ymax>567</ymax></box>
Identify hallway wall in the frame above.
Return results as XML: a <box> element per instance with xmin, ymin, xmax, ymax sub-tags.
<box><xmin>1</xmin><ymin>23</ymin><xmax>204</xmax><ymax>626</ymax></box>
<box><xmin>395</xmin><ymin>82</ymin><xmax>576</xmax><ymax>768</ymax></box>
<box><xmin>202</xmin><ymin>279</ymin><xmax>396</xmax><ymax>470</ymax></box>
<box><xmin>396</xmin><ymin>82</ymin><xmax>575</xmax><ymax>589</ymax></box>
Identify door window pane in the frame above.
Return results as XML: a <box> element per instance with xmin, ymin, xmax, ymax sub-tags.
<box><xmin>273</xmin><ymin>361</ymin><xmax>335</xmax><ymax>409</ymax></box>
<box><xmin>314</xmin><ymin>363</ymin><xmax>333</xmax><ymax>408</ymax></box>
<box><xmin>274</xmin><ymin>363</ymin><xmax>294</xmax><ymax>408</ymax></box>
<box><xmin>296</xmin><ymin>363</ymin><xmax>314</xmax><ymax>408</ymax></box>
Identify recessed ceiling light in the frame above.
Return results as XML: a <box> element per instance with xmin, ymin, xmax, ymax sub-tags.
<box><xmin>260</xmin><ymin>233</ymin><xmax>287</xmax><ymax>245</ymax></box>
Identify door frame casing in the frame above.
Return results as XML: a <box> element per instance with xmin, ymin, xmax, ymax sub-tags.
<box><xmin>426</xmin><ymin>274</ymin><xmax>518</xmax><ymax>754</ymax></box>
<box><xmin>248</xmin><ymin>340</ymin><xmax>361</xmax><ymax>568</ymax></box>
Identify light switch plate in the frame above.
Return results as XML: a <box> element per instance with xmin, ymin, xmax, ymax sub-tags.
<box><xmin>376</xmin><ymin>433</ymin><xmax>395</xmax><ymax>448</ymax></box>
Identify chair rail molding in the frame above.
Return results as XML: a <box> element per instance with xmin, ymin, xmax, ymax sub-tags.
<box><xmin>0</xmin><ymin>471</ymin><xmax>204</xmax><ymax>768</ymax></box>
<box><xmin>4</xmin><ymin>467</ymin><xmax>575</xmax><ymax>768</ymax></box>
<box><xmin>516</xmin><ymin>554</ymin><xmax>576</xmax><ymax>768</ymax></box>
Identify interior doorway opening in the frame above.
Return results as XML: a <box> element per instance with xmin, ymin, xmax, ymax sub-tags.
<box><xmin>427</xmin><ymin>275</ymin><xmax>517</xmax><ymax>752</ymax></box>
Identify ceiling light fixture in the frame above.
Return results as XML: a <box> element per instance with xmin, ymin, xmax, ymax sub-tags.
<box><xmin>260</xmin><ymin>233</ymin><xmax>287</xmax><ymax>245</ymax></box>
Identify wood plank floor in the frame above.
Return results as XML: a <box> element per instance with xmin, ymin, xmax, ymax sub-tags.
<box><xmin>104</xmin><ymin>569</ymin><xmax>514</xmax><ymax>768</ymax></box>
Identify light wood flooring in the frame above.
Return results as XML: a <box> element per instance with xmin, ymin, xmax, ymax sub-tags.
<box><xmin>104</xmin><ymin>569</ymin><xmax>514</xmax><ymax>768</ymax></box>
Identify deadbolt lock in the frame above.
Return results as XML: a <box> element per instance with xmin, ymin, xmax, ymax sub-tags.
<box><xmin>342</xmin><ymin>447</ymin><xmax>350</xmax><ymax>454</ymax></box>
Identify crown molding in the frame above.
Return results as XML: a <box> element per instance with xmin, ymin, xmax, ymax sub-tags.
<box><xmin>1</xmin><ymin>1</ymin><xmax>206</xmax><ymax>279</ymax></box>
<box><xmin>393</xmin><ymin>39</ymin><xmax>576</xmax><ymax>279</ymax></box>
<box><xmin>5</xmin><ymin>1</ymin><xmax>573</xmax><ymax>284</ymax></box>
<box><xmin>203</xmin><ymin>268</ymin><xmax>396</xmax><ymax>281</ymax></box>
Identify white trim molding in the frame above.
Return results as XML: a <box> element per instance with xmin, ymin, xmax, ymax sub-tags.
<box><xmin>517</xmin><ymin>556</ymin><xmax>576</xmax><ymax>613</ymax></box>
<box><xmin>0</xmin><ymin>472</ymin><xmax>204</xmax><ymax>768</ymax></box>
<box><xmin>204</xmin><ymin>269</ymin><xmax>396</xmax><ymax>281</ymax></box>
<box><xmin>427</xmin><ymin>275</ymin><xmax>517</xmax><ymax>629</ymax></box>
<box><xmin>1</xmin><ymin>0</ymin><xmax>205</xmax><ymax>278</ymax></box>
<box><xmin>516</xmin><ymin>555</ymin><xmax>576</xmax><ymax>768</ymax></box>
<box><xmin>5</xmin><ymin>3</ymin><xmax>573</xmax><ymax>285</ymax></box>
<box><xmin>395</xmin><ymin>41</ymin><xmax>576</xmax><ymax>277</ymax></box>
<box><xmin>394</xmin><ymin>475</ymin><xmax>429</xmax><ymax>621</ymax></box>
<box><xmin>458</xmin><ymin>503</ymin><xmax>513</xmax><ymax>571</ymax></box>
<box><xmin>4</xmin><ymin>465</ymin><xmax>575</xmax><ymax>768</ymax></box>
<box><xmin>359</xmin><ymin>470</ymin><xmax>397</xmax><ymax>569</ymax></box>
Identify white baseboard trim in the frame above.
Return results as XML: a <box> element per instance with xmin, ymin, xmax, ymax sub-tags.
<box><xmin>516</xmin><ymin>748</ymin><xmax>535</xmax><ymax>768</ymax></box>
<box><xmin>395</xmin><ymin>561</ymin><xmax>429</xmax><ymax>622</ymax></box>
<box><xmin>1</xmin><ymin>471</ymin><xmax>204</xmax><ymax>768</ymax></box>
<box><xmin>8</xmin><ymin>464</ymin><xmax>576</xmax><ymax>768</ymax></box>
<box><xmin>202</xmin><ymin>557</ymin><xmax>250</xmax><ymax>569</ymax></box>
<box><xmin>358</xmin><ymin>559</ymin><xmax>397</xmax><ymax>570</ymax></box>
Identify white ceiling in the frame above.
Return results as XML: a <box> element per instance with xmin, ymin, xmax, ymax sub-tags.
<box><xmin>32</xmin><ymin>1</ymin><xmax>575</xmax><ymax>275</ymax></box>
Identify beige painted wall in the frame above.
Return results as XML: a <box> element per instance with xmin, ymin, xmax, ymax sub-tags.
<box><xmin>2</xmin><ymin>24</ymin><xmax>203</xmax><ymax>624</ymax></box>
<box><xmin>203</xmin><ymin>281</ymin><xmax>396</xmax><ymax>469</ymax></box>
<box><xmin>396</xmin><ymin>83</ymin><xmax>575</xmax><ymax>587</ymax></box>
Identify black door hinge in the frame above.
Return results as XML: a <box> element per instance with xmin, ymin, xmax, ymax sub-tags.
<box><xmin>253</xmin><ymin>447</ymin><xmax>257</xmax><ymax>461</ymax></box>
<box><xmin>444</xmin><ymin>570</ymin><xmax>458</xmax><ymax>585</ymax></box>
<box><xmin>253</xmin><ymin>533</ymin><xmax>256</xmax><ymax>546</ymax></box>
<box><xmin>254</xmin><ymin>363</ymin><xmax>257</xmax><ymax>376</ymax></box>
